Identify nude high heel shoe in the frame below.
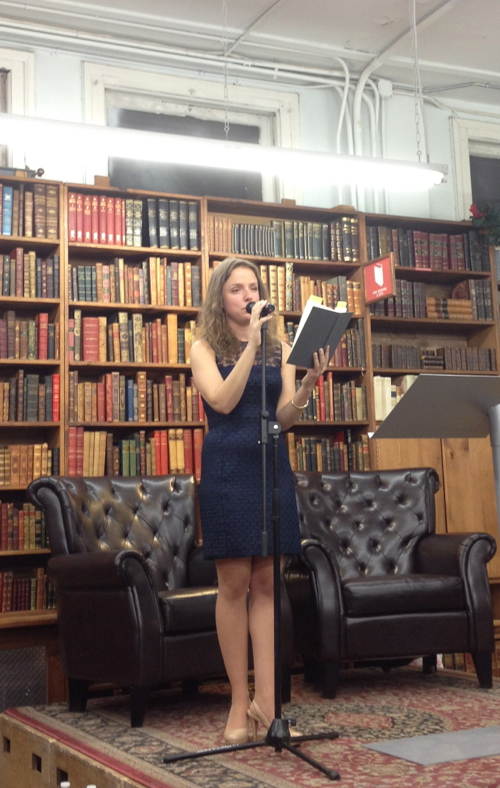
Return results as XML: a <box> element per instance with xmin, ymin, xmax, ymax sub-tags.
<box><xmin>247</xmin><ymin>700</ymin><xmax>302</xmax><ymax>740</ymax></box>
<box><xmin>223</xmin><ymin>725</ymin><xmax>251</xmax><ymax>745</ymax></box>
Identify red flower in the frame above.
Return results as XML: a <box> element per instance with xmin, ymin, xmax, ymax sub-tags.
<box><xmin>470</xmin><ymin>204</ymin><xmax>486</xmax><ymax>219</ymax></box>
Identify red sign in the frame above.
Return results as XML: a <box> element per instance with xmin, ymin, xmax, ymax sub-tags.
<box><xmin>363</xmin><ymin>253</ymin><xmax>396</xmax><ymax>304</ymax></box>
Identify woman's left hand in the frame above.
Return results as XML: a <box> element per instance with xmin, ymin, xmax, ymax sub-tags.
<box><xmin>302</xmin><ymin>346</ymin><xmax>330</xmax><ymax>386</ymax></box>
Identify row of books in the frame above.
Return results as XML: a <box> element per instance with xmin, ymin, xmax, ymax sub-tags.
<box><xmin>67</xmin><ymin>427</ymin><xmax>203</xmax><ymax>480</ymax></box>
<box><xmin>0</xmin><ymin>444</ymin><xmax>59</xmax><ymax>487</ymax></box>
<box><xmin>208</xmin><ymin>214</ymin><xmax>360</xmax><ymax>262</ymax></box>
<box><xmin>296</xmin><ymin>377</ymin><xmax>367</xmax><ymax>423</ymax></box>
<box><xmin>1</xmin><ymin>250</ymin><xmax>60</xmax><ymax>299</ymax></box>
<box><xmin>0</xmin><ymin>312</ymin><xmax>59</xmax><ymax>360</ymax></box>
<box><xmin>366</xmin><ymin>225</ymin><xmax>490</xmax><ymax>272</ymax></box>
<box><xmin>0</xmin><ymin>502</ymin><xmax>47</xmax><ymax>551</ymax></box>
<box><xmin>0</xmin><ymin>371</ymin><xmax>60</xmax><ymax>422</ymax></box>
<box><xmin>68</xmin><ymin>193</ymin><xmax>200</xmax><ymax>250</ymax></box>
<box><xmin>69</xmin><ymin>312</ymin><xmax>196</xmax><ymax>365</ymax></box>
<box><xmin>69</xmin><ymin>259</ymin><xmax>201</xmax><ymax>307</ymax></box>
<box><xmin>285</xmin><ymin>318</ymin><xmax>366</xmax><ymax>369</ymax></box>
<box><xmin>68</xmin><ymin>371</ymin><xmax>205</xmax><ymax>424</ymax></box>
<box><xmin>0</xmin><ymin>569</ymin><xmax>56</xmax><ymax>613</ymax></box>
<box><xmin>373</xmin><ymin>374</ymin><xmax>417</xmax><ymax>421</ymax></box>
<box><xmin>286</xmin><ymin>430</ymin><xmax>370</xmax><ymax>473</ymax></box>
<box><xmin>372</xmin><ymin>344</ymin><xmax>497</xmax><ymax>372</ymax></box>
<box><xmin>369</xmin><ymin>279</ymin><xmax>493</xmax><ymax>321</ymax></box>
<box><xmin>0</xmin><ymin>182</ymin><xmax>59</xmax><ymax>240</ymax></box>
<box><xmin>216</xmin><ymin>259</ymin><xmax>360</xmax><ymax>314</ymax></box>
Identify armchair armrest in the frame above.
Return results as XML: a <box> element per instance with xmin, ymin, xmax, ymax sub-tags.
<box><xmin>49</xmin><ymin>549</ymin><xmax>151</xmax><ymax>589</ymax></box>
<box><xmin>49</xmin><ymin>549</ymin><xmax>164</xmax><ymax>685</ymax></box>
<box><xmin>417</xmin><ymin>532</ymin><xmax>497</xmax><ymax>652</ymax></box>
<box><xmin>286</xmin><ymin>539</ymin><xmax>344</xmax><ymax>661</ymax></box>
<box><xmin>417</xmin><ymin>532</ymin><xmax>496</xmax><ymax>576</ymax></box>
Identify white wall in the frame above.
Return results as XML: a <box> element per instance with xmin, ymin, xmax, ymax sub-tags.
<box><xmin>5</xmin><ymin>41</ymin><xmax>500</xmax><ymax>220</ymax></box>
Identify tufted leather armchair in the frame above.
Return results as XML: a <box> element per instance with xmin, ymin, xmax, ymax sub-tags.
<box><xmin>27</xmin><ymin>474</ymin><xmax>226</xmax><ymax>727</ymax></box>
<box><xmin>286</xmin><ymin>468</ymin><xmax>497</xmax><ymax>697</ymax></box>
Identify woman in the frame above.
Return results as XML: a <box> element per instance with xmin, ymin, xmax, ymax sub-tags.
<box><xmin>190</xmin><ymin>257</ymin><xmax>329</xmax><ymax>744</ymax></box>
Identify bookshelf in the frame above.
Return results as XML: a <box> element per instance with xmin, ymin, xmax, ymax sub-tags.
<box><xmin>0</xmin><ymin>174</ymin><xmax>64</xmax><ymax>703</ymax></box>
<box><xmin>362</xmin><ymin>212</ymin><xmax>500</xmax><ymax>583</ymax></box>
<box><xmin>64</xmin><ymin>184</ymin><xmax>205</xmax><ymax>482</ymax></box>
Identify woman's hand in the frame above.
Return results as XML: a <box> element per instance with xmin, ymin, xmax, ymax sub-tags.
<box><xmin>247</xmin><ymin>300</ymin><xmax>274</xmax><ymax>349</ymax></box>
<box><xmin>302</xmin><ymin>345</ymin><xmax>330</xmax><ymax>387</ymax></box>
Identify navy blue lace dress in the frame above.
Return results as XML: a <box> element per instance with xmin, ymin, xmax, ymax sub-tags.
<box><xmin>199</xmin><ymin>342</ymin><xmax>301</xmax><ymax>560</ymax></box>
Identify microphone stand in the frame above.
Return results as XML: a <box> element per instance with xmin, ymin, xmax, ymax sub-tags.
<box><xmin>164</xmin><ymin>320</ymin><xmax>340</xmax><ymax>780</ymax></box>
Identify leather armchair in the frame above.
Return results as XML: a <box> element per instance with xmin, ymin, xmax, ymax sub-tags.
<box><xmin>28</xmin><ymin>474</ymin><xmax>293</xmax><ymax>727</ymax></box>
<box><xmin>286</xmin><ymin>468</ymin><xmax>497</xmax><ymax>697</ymax></box>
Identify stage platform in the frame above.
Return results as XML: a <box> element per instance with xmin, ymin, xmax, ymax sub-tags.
<box><xmin>0</xmin><ymin>711</ymin><xmax>144</xmax><ymax>788</ymax></box>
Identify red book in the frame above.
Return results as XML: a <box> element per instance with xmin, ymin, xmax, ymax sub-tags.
<box><xmin>83</xmin><ymin>194</ymin><xmax>92</xmax><ymax>242</ymax></box>
<box><xmin>52</xmin><ymin>373</ymin><xmax>60</xmax><ymax>421</ymax></box>
<box><xmin>68</xmin><ymin>426</ymin><xmax>77</xmax><ymax>476</ymax></box>
<box><xmin>198</xmin><ymin>393</ymin><xmax>205</xmax><ymax>421</ymax></box>
<box><xmin>82</xmin><ymin>316</ymin><xmax>100</xmax><ymax>362</ymax></box>
<box><xmin>97</xmin><ymin>380</ymin><xmax>105</xmax><ymax>422</ymax></box>
<box><xmin>36</xmin><ymin>313</ymin><xmax>49</xmax><ymax>359</ymax></box>
<box><xmin>106</xmin><ymin>197</ymin><xmax>115</xmax><ymax>245</ymax></box>
<box><xmin>76</xmin><ymin>426</ymin><xmax>84</xmax><ymax>475</ymax></box>
<box><xmin>1</xmin><ymin>503</ymin><xmax>8</xmax><ymax>550</ymax></box>
<box><xmin>183</xmin><ymin>429</ymin><xmax>193</xmax><ymax>474</ymax></box>
<box><xmin>91</xmin><ymin>194</ymin><xmax>99</xmax><ymax>243</ymax></box>
<box><xmin>68</xmin><ymin>192</ymin><xmax>77</xmax><ymax>241</ymax></box>
<box><xmin>317</xmin><ymin>375</ymin><xmax>326</xmax><ymax>421</ymax></box>
<box><xmin>153</xmin><ymin>430</ymin><xmax>162</xmax><ymax>476</ymax></box>
<box><xmin>114</xmin><ymin>198</ymin><xmax>122</xmax><ymax>245</ymax></box>
<box><xmin>159</xmin><ymin>429</ymin><xmax>169</xmax><ymax>474</ymax></box>
<box><xmin>105</xmin><ymin>373</ymin><xmax>113</xmax><ymax>422</ymax></box>
<box><xmin>98</xmin><ymin>195</ymin><xmax>107</xmax><ymax>244</ymax></box>
<box><xmin>193</xmin><ymin>428</ymin><xmax>203</xmax><ymax>482</ymax></box>
<box><xmin>76</xmin><ymin>193</ymin><xmax>83</xmax><ymax>242</ymax></box>
<box><xmin>121</xmin><ymin>199</ymin><xmax>126</xmax><ymax>246</ymax></box>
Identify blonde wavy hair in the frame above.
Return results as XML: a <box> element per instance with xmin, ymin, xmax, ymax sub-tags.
<box><xmin>196</xmin><ymin>257</ymin><xmax>281</xmax><ymax>359</ymax></box>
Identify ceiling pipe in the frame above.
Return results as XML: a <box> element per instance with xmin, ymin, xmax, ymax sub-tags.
<box><xmin>226</xmin><ymin>0</ymin><xmax>288</xmax><ymax>56</ymax></box>
<box><xmin>352</xmin><ymin>0</ymin><xmax>464</xmax><ymax>157</ymax></box>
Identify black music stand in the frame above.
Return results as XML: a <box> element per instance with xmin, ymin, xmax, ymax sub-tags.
<box><xmin>374</xmin><ymin>373</ymin><xmax>500</xmax><ymax>537</ymax></box>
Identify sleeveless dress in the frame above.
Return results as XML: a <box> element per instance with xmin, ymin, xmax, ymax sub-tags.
<box><xmin>199</xmin><ymin>342</ymin><xmax>301</xmax><ymax>560</ymax></box>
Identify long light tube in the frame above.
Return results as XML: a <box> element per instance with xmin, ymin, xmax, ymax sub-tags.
<box><xmin>0</xmin><ymin>114</ymin><xmax>447</xmax><ymax>191</ymax></box>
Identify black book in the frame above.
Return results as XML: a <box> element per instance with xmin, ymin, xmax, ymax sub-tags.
<box><xmin>287</xmin><ymin>301</ymin><xmax>352</xmax><ymax>368</ymax></box>
<box><xmin>146</xmin><ymin>198</ymin><xmax>158</xmax><ymax>247</ymax></box>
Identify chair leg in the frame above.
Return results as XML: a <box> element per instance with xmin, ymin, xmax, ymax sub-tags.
<box><xmin>181</xmin><ymin>679</ymin><xmax>199</xmax><ymax>696</ymax></box>
<box><xmin>423</xmin><ymin>654</ymin><xmax>437</xmax><ymax>674</ymax></box>
<box><xmin>68</xmin><ymin>678</ymin><xmax>89</xmax><ymax>713</ymax></box>
<box><xmin>322</xmin><ymin>661</ymin><xmax>340</xmax><ymax>699</ymax></box>
<box><xmin>471</xmin><ymin>652</ymin><xmax>493</xmax><ymax>689</ymax></box>
<box><xmin>130</xmin><ymin>686</ymin><xmax>150</xmax><ymax>728</ymax></box>
<box><xmin>281</xmin><ymin>665</ymin><xmax>291</xmax><ymax>704</ymax></box>
<box><xmin>303</xmin><ymin>654</ymin><xmax>319</xmax><ymax>684</ymax></box>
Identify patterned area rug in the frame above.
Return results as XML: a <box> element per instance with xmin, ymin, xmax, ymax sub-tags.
<box><xmin>6</xmin><ymin>668</ymin><xmax>500</xmax><ymax>788</ymax></box>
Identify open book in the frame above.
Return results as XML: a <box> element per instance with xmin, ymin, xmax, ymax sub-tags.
<box><xmin>287</xmin><ymin>300</ymin><xmax>353</xmax><ymax>368</ymax></box>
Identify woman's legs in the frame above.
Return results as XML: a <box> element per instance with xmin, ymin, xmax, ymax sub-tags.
<box><xmin>215</xmin><ymin>557</ymin><xmax>252</xmax><ymax>732</ymax></box>
<box><xmin>248</xmin><ymin>555</ymin><xmax>280</xmax><ymax>725</ymax></box>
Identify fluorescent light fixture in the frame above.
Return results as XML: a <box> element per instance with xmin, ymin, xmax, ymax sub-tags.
<box><xmin>0</xmin><ymin>113</ymin><xmax>447</xmax><ymax>190</ymax></box>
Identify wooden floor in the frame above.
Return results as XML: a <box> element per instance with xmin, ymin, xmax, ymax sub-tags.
<box><xmin>0</xmin><ymin>712</ymin><xmax>144</xmax><ymax>788</ymax></box>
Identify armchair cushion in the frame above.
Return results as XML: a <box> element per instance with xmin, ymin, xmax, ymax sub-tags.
<box><xmin>342</xmin><ymin>574</ymin><xmax>465</xmax><ymax>617</ymax></box>
<box><xmin>158</xmin><ymin>587</ymin><xmax>218</xmax><ymax>633</ymax></box>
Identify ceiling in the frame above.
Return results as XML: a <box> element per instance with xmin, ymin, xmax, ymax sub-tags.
<box><xmin>2</xmin><ymin>0</ymin><xmax>500</xmax><ymax>105</ymax></box>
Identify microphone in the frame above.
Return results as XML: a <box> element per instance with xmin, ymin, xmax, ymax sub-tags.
<box><xmin>246</xmin><ymin>301</ymin><xmax>275</xmax><ymax>317</ymax></box>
